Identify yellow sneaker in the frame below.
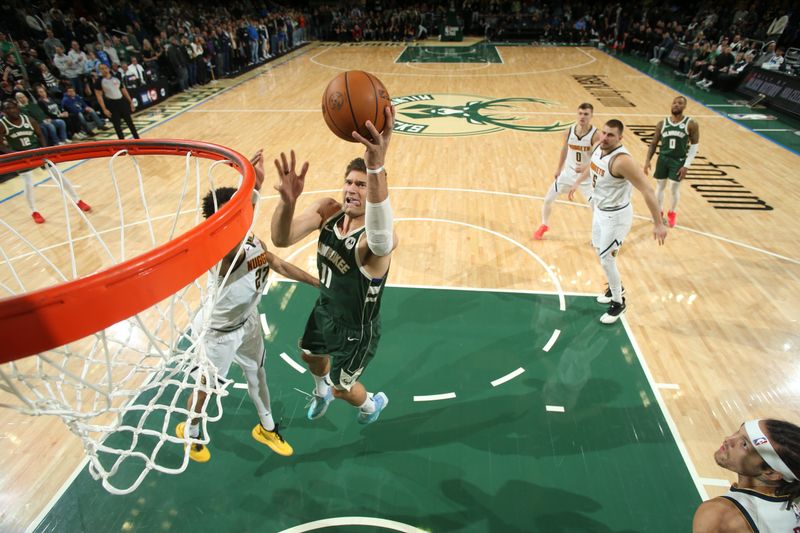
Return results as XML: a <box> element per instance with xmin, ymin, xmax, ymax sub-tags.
<box><xmin>175</xmin><ymin>422</ymin><xmax>211</xmax><ymax>463</ymax></box>
<box><xmin>251</xmin><ymin>423</ymin><xmax>293</xmax><ymax>457</ymax></box>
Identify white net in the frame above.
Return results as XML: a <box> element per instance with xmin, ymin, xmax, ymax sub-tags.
<box><xmin>0</xmin><ymin>145</ymin><xmax>256</xmax><ymax>494</ymax></box>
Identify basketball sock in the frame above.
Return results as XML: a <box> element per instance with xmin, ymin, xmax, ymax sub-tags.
<box><xmin>21</xmin><ymin>171</ymin><xmax>37</xmax><ymax>212</ymax></box>
<box><xmin>600</xmin><ymin>253</ymin><xmax>623</xmax><ymax>303</ymax></box>
<box><xmin>188</xmin><ymin>421</ymin><xmax>200</xmax><ymax>438</ymax></box>
<box><xmin>541</xmin><ymin>184</ymin><xmax>558</xmax><ymax>225</ymax></box>
<box><xmin>245</xmin><ymin>367</ymin><xmax>274</xmax><ymax>431</ymax></box>
<box><xmin>655</xmin><ymin>179</ymin><xmax>666</xmax><ymax>212</ymax></box>
<box><xmin>313</xmin><ymin>372</ymin><xmax>331</xmax><ymax>397</ymax></box>
<box><xmin>669</xmin><ymin>181</ymin><xmax>681</xmax><ymax>212</ymax></box>
<box><xmin>359</xmin><ymin>393</ymin><xmax>376</xmax><ymax>413</ymax></box>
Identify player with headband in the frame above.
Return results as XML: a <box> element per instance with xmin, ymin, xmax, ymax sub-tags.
<box><xmin>693</xmin><ymin>418</ymin><xmax>800</xmax><ymax>532</ymax></box>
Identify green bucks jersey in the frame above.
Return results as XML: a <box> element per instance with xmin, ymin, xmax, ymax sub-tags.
<box><xmin>316</xmin><ymin>211</ymin><xmax>387</xmax><ymax>326</ymax></box>
<box><xmin>658</xmin><ymin>116</ymin><xmax>691</xmax><ymax>162</ymax></box>
<box><xmin>0</xmin><ymin>114</ymin><xmax>39</xmax><ymax>152</ymax></box>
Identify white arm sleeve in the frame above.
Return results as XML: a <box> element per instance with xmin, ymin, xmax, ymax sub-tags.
<box><xmin>365</xmin><ymin>197</ymin><xmax>394</xmax><ymax>256</ymax></box>
<box><xmin>683</xmin><ymin>143</ymin><xmax>699</xmax><ymax>167</ymax></box>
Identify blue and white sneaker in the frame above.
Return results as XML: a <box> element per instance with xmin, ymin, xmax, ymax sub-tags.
<box><xmin>306</xmin><ymin>388</ymin><xmax>334</xmax><ymax>420</ymax></box>
<box><xmin>357</xmin><ymin>392</ymin><xmax>389</xmax><ymax>425</ymax></box>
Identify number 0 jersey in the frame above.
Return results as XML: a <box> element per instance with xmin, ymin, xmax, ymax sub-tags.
<box><xmin>316</xmin><ymin>211</ymin><xmax>387</xmax><ymax>327</ymax></box>
<box><xmin>658</xmin><ymin>116</ymin><xmax>692</xmax><ymax>162</ymax></box>
<box><xmin>209</xmin><ymin>235</ymin><xmax>270</xmax><ymax>331</ymax></box>
<box><xmin>565</xmin><ymin>124</ymin><xmax>596</xmax><ymax>172</ymax></box>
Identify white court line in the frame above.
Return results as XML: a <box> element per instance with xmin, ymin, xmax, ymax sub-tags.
<box><xmin>279</xmin><ymin>352</ymin><xmax>306</xmax><ymax>374</ymax></box>
<box><xmin>699</xmin><ymin>477</ymin><xmax>731</xmax><ymax>487</ymax></box>
<box><xmin>259</xmin><ymin>313</ymin><xmax>270</xmax><ymax>336</ymax></box>
<box><xmin>545</xmin><ymin>405</ymin><xmax>565</xmax><ymax>413</ymax></box>
<box><xmin>656</xmin><ymin>383</ymin><xmax>681</xmax><ymax>390</ymax></box>
<box><xmin>25</xmin><ymin>456</ymin><xmax>91</xmax><ymax>533</ymax></box>
<box><xmin>753</xmin><ymin>128</ymin><xmax>794</xmax><ymax>132</ymax></box>
<box><xmin>621</xmin><ymin>316</ymin><xmax>709</xmax><ymax>500</ymax></box>
<box><xmin>707</xmin><ymin>104</ymin><xmax>743</xmax><ymax>107</ymax></box>
<box><xmin>542</xmin><ymin>329</ymin><xmax>561</xmax><ymax>352</ymax></box>
<box><xmin>278</xmin><ymin>516</ymin><xmax>426</xmax><ymax>533</ymax></box>
<box><xmin>490</xmin><ymin>367</ymin><xmax>525</xmax><ymax>387</ymax></box>
<box><xmin>413</xmin><ymin>392</ymin><xmax>457</xmax><ymax>402</ymax></box>
<box><xmin>185</xmin><ymin>108</ymin><xmax>720</xmax><ymax>118</ymax></box>
<box><xmin>233</xmin><ymin>382</ymin><xmax>248</xmax><ymax>390</ymax></box>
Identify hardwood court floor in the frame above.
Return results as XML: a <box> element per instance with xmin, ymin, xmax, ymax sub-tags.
<box><xmin>1</xmin><ymin>42</ymin><xmax>798</xmax><ymax>531</ymax></box>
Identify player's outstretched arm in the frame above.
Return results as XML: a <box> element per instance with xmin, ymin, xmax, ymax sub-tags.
<box><xmin>270</xmin><ymin>150</ymin><xmax>337</xmax><ymax>247</ymax></box>
<box><xmin>615</xmin><ymin>155</ymin><xmax>667</xmax><ymax>245</ymax></box>
<box><xmin>554</xmin><ymin>129</ymin><xmax>569</xmax><ymax>179</ymax></box>
<box><xmin>644</xmin><ymin>120</ymin><xmax>663</xmax><ymax>175</ymax></box>
<box><xmin>265</xmin><ymin>251</ymin><xmax>320</xmax><ymax>288</ymax></box>
<box><xmin>353</xmin><ymin>106</ymin><xmax>399</xmax><ymax>277</ymax></box>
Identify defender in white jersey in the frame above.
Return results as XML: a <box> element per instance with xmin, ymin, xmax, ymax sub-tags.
<box><xmin>569</xmin><ymin>119</ymin><xmax>667</xmax><ymax>324</ymax></box>
<box><xmin>178</xmin><ymin>150</ymin><xmax>320</xmax><ymax>463</ymax></box>
<box><xmin>694</xmin><ymin>419</ymin><xmax>800</xmax><ymax>533</ymax></box>
<box><xmin>534</xmin><ymin>103</ymin><xmax>600</xmax><ymax>240</ymax></box>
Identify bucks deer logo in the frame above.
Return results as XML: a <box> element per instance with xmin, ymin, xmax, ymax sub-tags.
<box><xmin>392</xmin><ymin>94</ymin><xmax>572</xmax><ymax>137</ymax></box>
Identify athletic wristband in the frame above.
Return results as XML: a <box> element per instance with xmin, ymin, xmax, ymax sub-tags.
<box><xmin>366</xmin><ymin>166</ymin><xmax>384</xmax><ymax>175</ymax></box>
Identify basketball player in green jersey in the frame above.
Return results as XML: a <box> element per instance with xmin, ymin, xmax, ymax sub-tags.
<box><xmin>270</xmin><ymin>106</ymin><xmax>397</xmax><ymax>425</ymax></box>
<box><xmin>0</xmin><ymin>100</ymin><xmax>91</xmax><ymax>223</ymax></box>
<box><xmin>643</xmin><ymin>96</ymin><xmax>700</xmax><ymax>228</ymax></box>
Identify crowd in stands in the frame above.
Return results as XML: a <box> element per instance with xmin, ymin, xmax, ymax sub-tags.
<box><xmin>1</xmin><ymin>1</ymin><xmax>309</xmax><ymax>144</ymax></box>
<box><xmin>1</xmin><ymin>0</ymin><xmax>799</xmax><ymax>148</ymax></box>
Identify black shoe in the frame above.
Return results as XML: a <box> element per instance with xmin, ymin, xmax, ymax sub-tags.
<box><xmin>600</xmin><ymin>298</ymin><xmax>626</xmax><ymax>324</ymax></box>
<box><xmin>596</xmin><ymin>285</ymin><xmax>625</xmax><ymax>304</ymax></box>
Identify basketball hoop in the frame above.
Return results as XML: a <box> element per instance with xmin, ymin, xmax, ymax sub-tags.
<box><xmin>0</xmin><ymin>139</ymin><xmax>257</xmax><ymax>494</ymax></box>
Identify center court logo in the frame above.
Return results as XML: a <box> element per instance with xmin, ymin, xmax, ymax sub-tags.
<box><xmin>391</xmin><ymin>94</ymin><xmax>572</xmax><ymax>137</ymax></box>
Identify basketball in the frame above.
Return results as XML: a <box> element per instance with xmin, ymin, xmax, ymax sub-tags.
<box><xmin>322</xmin><ymin>70</ymin><xmax>391</xmax><ymax>143</ymax></box>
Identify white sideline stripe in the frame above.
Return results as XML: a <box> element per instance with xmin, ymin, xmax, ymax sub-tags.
<box><xmin>491</xmin><ymin>367</ymin><xmax>525</xmax><ymax>387</ymax></box>
<box><xmin>543</xmin><ymin>329</ymin><xmax>561</xmax><ymax>352</ymax></box>
<box><xmin>413</xmin><ymin>392</ymin><xmax>456</xmax><ymax>402</ymax></box>
<box><xmin>233</xmin><ymin>382</ymin><xmax>247</xmax><ymax>390</ymax></box>
<box><xmin>259</xmin><ymin>313</ymin><xmax>270</xmax><ymax>336</ymax></box>
<box><xmin>656</xmin><ymin>383</ymin><xmax>681</xmax><ymax>390</ymax></box>
<box><xmin>699</xmin><ymin>477</ymin><xmax>732</xmax><ymax>487</ymax></box>
<box><xmin>753</xmin><ymin>128</ymin><xmax>794</xmax><ymax>132</ymax></box>
<box><xmin>40</xmin><ymin>183</ymin><xmax>80</xmax><ymax>188</ymax></box>
<box><xmin>545</xmin><ymin>405</ymin><xmax>565</xmax><ymax>413</ymax></box>
<box><xmin>278</xmin><ymin>516</ymin><xmax>426</xmax><ymax>533</ymax></box>
<box><xmin>708</xmin><ymin>104</ymin><xmax>743</xmax><ymax>107</ymax></box>
<box><xmin>279</xmin><ymin>352</ymin><xmax>306</xmax><ymax>374</ymax></box>
<box><xmin>621</xmin><ymin>316</ymin><xmax>709</xmax><ymax>501</ymax></box>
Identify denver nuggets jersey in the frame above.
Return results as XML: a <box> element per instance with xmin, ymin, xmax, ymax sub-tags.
<box><xmin>0</xmin><ymin>114</ymin><xmax>39</xmax><ymax>151</ymax></box>
<box><xmin>589</xmin><ymin>144</ymin><xmax>632</xmax><ymax>211</ymax></box>
<box><xmin>565</xmin><ymin>124</ymin><xmax>596</xmax><ymax>172</ymax></box>
<box><xmin>209</xmin><ymin>235</ymin><xmax>270</xmax><ymax>330</ymax></box>
<box><xmin>721</xmin><ymin>485</ymin><xmax>800</xmax><ymax>532</ymax></box>
<box><xmin>316</xmin><ymin>211</ymin><xmax>386</xmax><ymax>327</ymax></box>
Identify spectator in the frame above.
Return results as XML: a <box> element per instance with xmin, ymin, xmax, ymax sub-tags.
<box><xmin>15</xmin><ymin>91</ymin><xmax>67</xmax><ymax>145</ymax></box>
<box><xmin>761</xmin><ymin>47</ymin><xmax>785</xmax><ymax>71</ymax></box>
<box><xmin>696</xmin><ymin>44</ymin><xmax>736</xmax><ymax>89</ymax></box>
<box><xmin>37</xmin><ymin>62</ymin><xmax>61</xmax><ymax>96</ymax></box>
<box><xmin>95</xmin><ymin>62</ymin><xmax>140</xmax><ymax>140</ymax></box>
<box><xmin>183</xmin><ymin>37</ymin><xmax>197</xmax><ymax>87</ymax></box>
<box><xmin>3</xmin><ymin>53</ymin><xmax>25</xmax><ymax>86</ymax></box>
<box><xmin>61</xmin><ymin>86</ymin><xmax>106</xmax><ymax>135</ymax></box>
<box><xmin>67</xmin><ymin>41</ymin><xmax>87</xmax><ymax>95</ymax></box>
<box><xmin>754</xmin><ymin>41</ymin><xmax>777</xmax><ymax>67</ymax></box>
<box><xmin>166</xmin><ymin>36</ymin><xmax>189</xmax><ymax>92</ymax></box>
<box><xmin>141</xmin><ymin>39</ymin><xmax>160</xmax><ymax>79</ymax></box>
<box><xmin>84</xmin><ymin>51</ymin><xmax>100</xmax><ymax>77</ymax></box>
<box><xmin>103</xmin><ymin>39</ymin><xmax>120</xmax><ymax>66</ymax></box>
<box><xmin>35</xmin><ymin>84</ymin><xmax>84</xmax><ymax>140</ymax></box>
<box><xmin>126</xmin><ymin>57</ymin><xmax>146</xmax><ymax>87</ymax></box>
<box><xmin>113</xmin><ymin>36</ymin><xmax>129</xmax><ymax>65</ymax></box>
<box><xmin>42</xmin><ymin>28</ymin><xmax>64</xmax><ymax>60</ymax></box>
<box><xmin>95</xmin><ymin>43</ymin><xmax>111</xmax><ymax>68</ymax></box>
<box><xmin>766</xmin><ymin>11</ymin><xmax>789</xmax><ymax>43</ymax></box>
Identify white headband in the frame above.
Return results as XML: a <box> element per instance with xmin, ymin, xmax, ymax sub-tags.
<box><xmin>744</xmin><ymin>420</ymin><xmax>798</xmax><ymax>482</ymax></box>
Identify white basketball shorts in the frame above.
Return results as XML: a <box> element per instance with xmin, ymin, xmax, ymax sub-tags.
<box><xmin>591</xmin><ymin>203</ymin><xmax>633</xmax><ymax>258</ymax></box>
<box><xmin>555</xmin><ymin>168</ymin><xmax>593</xmax><ymax>200</ymax></box>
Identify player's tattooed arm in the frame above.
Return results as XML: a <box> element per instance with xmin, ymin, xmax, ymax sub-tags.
<box><xmin>643</xmin><ymin>120</ymin><xmax>663</xmax><ymax>175</ymax></box>
<box><xmin>265</xmin><ymin>251</ymin><xmax>320</xmax><ymax>288</ymax></box>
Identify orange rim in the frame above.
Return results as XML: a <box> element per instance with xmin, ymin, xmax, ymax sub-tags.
<box><xmin>0</xmin><ymin>139</ymin><xmax>256</xmax><ymax>363</ymax></box>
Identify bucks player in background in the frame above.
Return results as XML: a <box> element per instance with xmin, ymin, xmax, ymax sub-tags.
<box><xmin>643</xmin><ymin>96</ymin><xmax>700</xmax><ymax>228</ymax></box>
<box><xmin>534</xmin><ymin>103</ymin><xmax>599</xmax><ymax>240</ymax></box>
<box><xmin>270</xmin><ymin>106</ymin><xmax>397</xmax><ymax>425</ymax></box>
<box><xmin>693</xmin><ymin>419</ymin><xmax>800</xmax><ymax>532</ymax></box>
<box><xmin>0</xmin><ymin>100</ymin><xmax>90</xmax><ymax>223</ymax></box>
<box><xmin>177</xmin><ymin>150</ymin><xmax>319</xmax><ymax>462</ymax></box>
<box><xmin>569</xmin><ymin>119</ymin><xmax>667</xmax><ymax>324</ymax></box>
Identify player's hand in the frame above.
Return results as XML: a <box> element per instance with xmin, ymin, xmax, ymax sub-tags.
<box><xmin>102</xmin><ymin>108</ymin><xmax>111</xmax><ymax>118</ymax></box>
<box><xmin>677</xmin><ymin>166</ymin><xmax>687</xmax><ymax>181</ymax></box>
<box><xmin>575</xmin><ymin>163</ymin><xmax>587</xmax><ymax>174</ymax></box>
<box><xmin>273</xmin><ymin>150</ymin><xmax>308</xmax><ymax>204</ymax></box>
<box><xmin>129</xmin><ymin>101</ymin><xmax>135</xmax><ymax>113</ymax></box>
<box><xmin>352</xmin><ymin>105</ymin><xmax>394</xmax><ymax>170</ymax></box>
<box><xmin>653</xmin><ymin>222</ymin><xmax>667</xmax><ymax>245</ymax></box>
<box><xmin>250</xmin><ymin>149</ymin><xmax>264</xmax><ymax>191</ymax></box>
<box><xmin>643</xmin><ymin>162</ymin><xmax>651</xmax><ymax>175</ymax></box>
<box><xmin>567</xmin><ymin>186</ymin><xmax>577</xmax><ymax>201</ymax></box>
